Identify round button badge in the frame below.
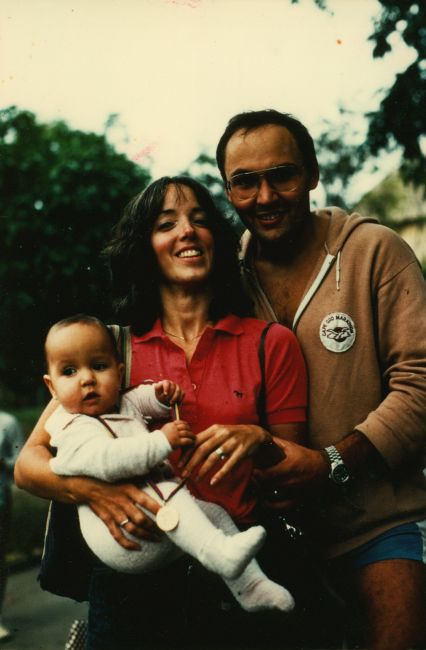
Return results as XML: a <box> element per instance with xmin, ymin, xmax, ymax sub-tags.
<box><xmin>319</xmin><ymin>312</ymin><xmax>356</xmax><ymax>353</ymax></box>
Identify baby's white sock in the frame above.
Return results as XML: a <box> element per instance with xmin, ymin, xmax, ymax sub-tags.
<box><xmin>225</xmin><ymin>560</ymin><xmax>295</xmax><ymax>613</ymax></box>
<box><xmin>194</xmin><ymin>500</ymin><xmax>294</xmax><ymax>612</ymax></box>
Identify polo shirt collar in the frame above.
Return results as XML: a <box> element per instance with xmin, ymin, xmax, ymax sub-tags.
<box><xmin>132</xmin><ymin>313</ymin><xmax>244</xmax><ymax>344</ymax></box>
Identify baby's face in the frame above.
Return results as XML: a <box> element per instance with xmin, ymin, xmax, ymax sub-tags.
<box><xmin>44</xmin><ymin>323</ymin><xmax>123</xmax><ymax>416</ymax></box>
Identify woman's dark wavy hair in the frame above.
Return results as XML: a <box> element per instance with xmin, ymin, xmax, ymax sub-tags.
<box><xmin>103</xmin><ymin>176</ymin><xmax>252</xmax><ymax>335</ymax></box>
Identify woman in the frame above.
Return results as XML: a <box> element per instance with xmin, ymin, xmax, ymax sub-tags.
<box><xmin>15</xmin><ymin>176</ymin><xmax>307</xmax><ymax>649</ymax></box>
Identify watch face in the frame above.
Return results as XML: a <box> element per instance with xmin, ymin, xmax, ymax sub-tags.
<box><xmin>332</xmin><ymin>464</ymin><xmax>350</xmax><ymax>484</ymax></box>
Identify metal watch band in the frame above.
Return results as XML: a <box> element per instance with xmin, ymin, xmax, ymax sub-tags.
<box><xmin>324</xmin><ymin>444</ymin><xmax>350</xmax><ymax>484</ymax></box>
<box><xmin>324</xmin><ymin>445</ymin><xmax>342</xmax><ymax>465</ymax></box>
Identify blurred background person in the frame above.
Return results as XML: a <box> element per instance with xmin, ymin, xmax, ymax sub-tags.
<box><xmin>0</xmin><ymin>410</ymin><xmax>23</xmax><ymax>641</ymax></box>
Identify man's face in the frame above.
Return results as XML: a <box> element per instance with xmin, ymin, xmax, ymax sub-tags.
<box><xmin>224</xmin><ymin>124</ymin><xmax>318</xmax><ymax>245</ymax></box>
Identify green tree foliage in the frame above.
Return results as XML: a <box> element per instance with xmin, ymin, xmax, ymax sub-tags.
<box><xmin>315</xmin><ymin>109</ymin><xmax>370</xmax><ymax>207</ymax></box>
<box><xmin>366</xmin><ymin>1</ymin><xmax>426</xmax><ymax>185</ymax></box>
<box><xmin>298</xmin><ymin>0</ymin><xmax>425</xmax><ymax>195</ymax></box>
<box><xmin>0</xmin><ymin>106</ymin><xmax>150</xmax><ymax>404</ymax></box>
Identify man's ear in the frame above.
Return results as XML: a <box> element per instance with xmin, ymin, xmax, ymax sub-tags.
<box><xmin>43</xmin><ymin>374</ymin><xmax>56</xmax><ymax>399</ymax></box>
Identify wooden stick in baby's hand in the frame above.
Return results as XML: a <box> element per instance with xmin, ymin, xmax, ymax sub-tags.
<box><xmin>172</xmin><ymin>400</ymin><xmax>192</xmax><ymax>492</ymax></box>
<box><xmin>174</xmin><ymin>402</ymin><xmax>180</xmax><ymax>421</ymax></box>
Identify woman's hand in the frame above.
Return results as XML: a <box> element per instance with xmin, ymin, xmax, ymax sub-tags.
<box><xmin>82</xmin><ymin>479</ymin><xmax>163</xmax><ymax>549</ymax></box>
<box><xmin>179</xmin><ymin>423</ymin><xmax>270</xmax><ymax>486</ymax></box>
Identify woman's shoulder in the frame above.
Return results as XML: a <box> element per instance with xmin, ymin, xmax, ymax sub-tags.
<box><xmin>234</xmin><ymin>317</ymin><xmax>305</xmax><ymax>374</ymax></box>
<box><xmin>238</xmin><ymin>315</ymin><xmax>291</xmax><ymax>332</ymax></box>
<box><xmin>236</xmin><ymin>316</ymin><xmax>297</xmax><ymax>344</ymax></box>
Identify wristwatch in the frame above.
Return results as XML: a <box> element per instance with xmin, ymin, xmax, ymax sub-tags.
<box><xmin>323</xmin><ymin>445</ymin><xmax>350</xmax><ymax>485</ymax></box>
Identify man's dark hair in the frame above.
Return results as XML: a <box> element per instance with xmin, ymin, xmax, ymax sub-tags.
<box><xmin>103</xmin><ymin>176</ymin><xmax>252</xmax><ymax>335</ymax></box>
<box><xmin>216</xmin><ymin>109</ymin><xmax>319</xmax><ymax>182</ymax></box>
<box><xmin>45</xmin><ymin>313</ymin><xmax>120</xmax><ymax>364</ymax></box>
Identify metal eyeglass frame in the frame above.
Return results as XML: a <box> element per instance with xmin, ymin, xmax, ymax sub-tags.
<box><xmin>226</xmin><ymin>163</ymin><xmax>304</xmax><ymax>199</ymax></box>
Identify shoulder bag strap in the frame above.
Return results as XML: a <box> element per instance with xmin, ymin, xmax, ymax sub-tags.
<box><xmin>256</xmin><ymin>322</ymin><xmax>275</xmax><ymax>427</ymax></box>
<box><xmin>255</xmin><ymin>322</ymin><xmax>286</xmax><ymax>468</ymax></box>
<box><xmin>109</xmin><ymin>324</ymin><xmax>132</xmax><ymax>389</ymax></box>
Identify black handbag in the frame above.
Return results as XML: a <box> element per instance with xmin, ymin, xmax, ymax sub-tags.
<box><xmin>38</xmin><ymin>500</ymin><xmax>95</xmax><ymax>601</ymax></box>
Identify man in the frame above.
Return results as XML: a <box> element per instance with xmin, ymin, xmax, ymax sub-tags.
<box><xmin>216</xmin><ymin>109</ymin><xmax>426</xmax><ymax>650</ymax></box>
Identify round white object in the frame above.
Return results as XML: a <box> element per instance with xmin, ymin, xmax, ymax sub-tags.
<box><xmin>156</xmin><ymin>505</ymin><xmax>180</xmax><ymax>532</ymax></box>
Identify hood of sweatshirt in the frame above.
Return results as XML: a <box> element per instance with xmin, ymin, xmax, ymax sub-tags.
<box><xmin>321</xmin><ymin>206</ymin><xmax>378</xmax><ymax>253</ymax></box>
<box><xmin>319</xmin><ymin>207</ymin><xmax>379</xmax><ymax>292</ymax></box>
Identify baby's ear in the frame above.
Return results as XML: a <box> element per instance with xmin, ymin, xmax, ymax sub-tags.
<box><xmin>118</xmin><ymin>363</ymin><xmax>124</xmax><ymax>383</ymax></box>
<box><xmin>43</xmin><ymin>374</ymin><xmax>56</xmax><ymax>399</ymax></box>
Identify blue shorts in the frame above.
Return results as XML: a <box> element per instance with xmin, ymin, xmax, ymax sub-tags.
<box><xmin>340</xmin><ymin>521</ymin><xmax>426</xmax><ymax>569</ymax></box>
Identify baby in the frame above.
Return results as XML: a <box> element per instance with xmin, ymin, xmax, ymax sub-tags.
<box><xmin>43</xmin><ymin>314</ymin><xmax>294</xmax><ymax>613</ymax></box>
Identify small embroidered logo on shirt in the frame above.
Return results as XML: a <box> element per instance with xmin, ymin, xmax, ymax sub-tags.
<box><xmin>319</xmin><ymin>312</ymin><xmax>356</xmax><ymax>353</ymax></box>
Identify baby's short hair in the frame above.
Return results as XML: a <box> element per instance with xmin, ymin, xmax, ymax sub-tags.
<box><xmin>44</xmin><ymin>313</ymin><xmax>120</xmax><ymax>366</ymax></box>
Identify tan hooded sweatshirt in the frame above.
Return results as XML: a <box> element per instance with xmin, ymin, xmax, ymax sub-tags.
<box><xmin>241</xmin><ymin>207</ymin><xmax>426</xmax><ymax>558</ymax></box>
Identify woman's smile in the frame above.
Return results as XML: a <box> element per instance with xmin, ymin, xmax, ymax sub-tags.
<box><xmin>176</xmin><ymin>247</ymin><xmax>203</xmax><ymax>258</ymax></box>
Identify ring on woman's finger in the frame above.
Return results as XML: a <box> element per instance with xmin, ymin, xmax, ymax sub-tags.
<box><xmin>119</xmin><ymin>518</ymin><xmax>129</xmax><ymax>527</ymax></box>
<box><xmin>214</xmin><ymin>446</ymin><xmax>227</xmax><ymax>461</ymax></box>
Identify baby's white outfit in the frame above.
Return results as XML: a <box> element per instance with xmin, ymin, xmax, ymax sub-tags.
<box><xmin>46</xmin><ymin>385</ymin><xmax>293</xmax><ymax>612</ymax></box>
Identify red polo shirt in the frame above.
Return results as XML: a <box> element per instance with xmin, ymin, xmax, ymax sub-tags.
<box><xmin>130</xmin><ymin>315</ymin><xmax>307</xmax><ymax>522</ymax></box>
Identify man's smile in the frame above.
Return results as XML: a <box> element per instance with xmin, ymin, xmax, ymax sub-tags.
<box><xmin>256</xmin><ymin>209</ymin><xmax>288</xmax><ymax>221</ymax></box>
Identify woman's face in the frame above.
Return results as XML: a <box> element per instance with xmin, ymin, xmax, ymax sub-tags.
<box><xmin>150</xmin><ymin>184</ymin><xmax>215</xmax><ymax>287</ymax></box>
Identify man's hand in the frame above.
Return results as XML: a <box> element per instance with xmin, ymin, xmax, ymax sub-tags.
<box><xmin>82</xmin><ymin>479</ymin><xmax>163</xmax><ymax>549</ymax></box>
<box><xmin>179</xmin><ymin>423</ymin><xmax>270</xmax><ymax>486</ymax></box>
<box><xmin>254</xmin><ymin>438</ymin><xmax>329</xmax><ymax>509</ymax></box>
<box><xmin>154</xmin><ymin>380</ymin><xmax>184</xmax><ymax>406</ymax></box>
<box><xmin>161</xmin><ymin>420</ymin><xmax>195</xmax><ymax>450</ymax></box>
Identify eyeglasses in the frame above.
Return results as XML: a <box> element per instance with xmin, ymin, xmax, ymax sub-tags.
<box><xmin>226</xmin><ymin>164</ymin><xmax>304</xmax><ymax>201</ymax></box>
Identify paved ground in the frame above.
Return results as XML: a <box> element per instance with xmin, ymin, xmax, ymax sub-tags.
<box><xmin>2</xmin><ymin>565</ymin><xmax>87</xmax><ymax>649</ymax></box>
